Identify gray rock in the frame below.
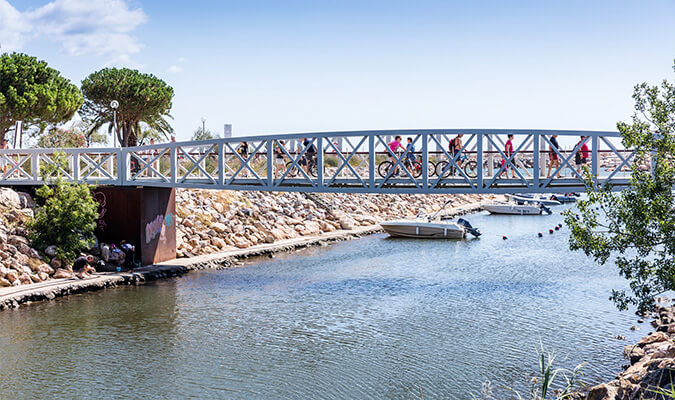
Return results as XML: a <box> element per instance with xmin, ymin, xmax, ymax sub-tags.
<box><xmin>45</xmin><ymin>245</ymin><xmax>57</xmax><ymax>257</ymax></box>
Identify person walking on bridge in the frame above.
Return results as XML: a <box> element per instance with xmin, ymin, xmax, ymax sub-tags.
<box><xmin>236</xmin><ymin>141</ymin><xmax>250</xmax><ymax>177</ymax></box>
<box><xmin>500</xmin><ymin>134</ymin><xmax>516</xmax><ymax>179</ymax></box>
<box><xmin>546</xmin><ymin>134</ymin><xmax>561</xmax><ymax>178</ymax></box>
<box><xmin>274</xmin><ymin>140</ymin><xmax>286</xmax><ymax>178</ymax></box>
<box><xmin>575</xmin><ymin>136</ymin><xmax>590</xmax><ymax>175</ymax></box>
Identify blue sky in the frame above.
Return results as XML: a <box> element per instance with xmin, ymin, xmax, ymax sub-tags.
<box><xmin>1</xmin><ymin>0</ymin><xmax>674</xmax><ymax>140</ymax></box>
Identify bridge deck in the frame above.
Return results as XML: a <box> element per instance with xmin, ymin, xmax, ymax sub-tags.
<box><xmin>0</xmin><ymin>129</ymin><xmax>636</xmax><ymax>194</ymax></box>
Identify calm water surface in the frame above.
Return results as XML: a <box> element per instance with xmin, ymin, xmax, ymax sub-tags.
<box><xmin>0</xmin><ymin>207</ymin><xmax>643</xmax><ymax>399</ymax></box>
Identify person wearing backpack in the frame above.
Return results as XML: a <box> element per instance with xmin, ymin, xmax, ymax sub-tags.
<box><xmin>448</xmin><ymin>134</ymin><xmax>463</xmax><ymax>175</ymax></box>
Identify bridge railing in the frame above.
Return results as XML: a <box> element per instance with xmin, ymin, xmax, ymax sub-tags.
<box><xmin>0</xmin><ymin>129</ymin><xmax>637</xmax><ymax>193</ymax></box>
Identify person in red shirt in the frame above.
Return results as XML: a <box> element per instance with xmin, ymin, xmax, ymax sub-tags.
<box><xmin>575</xmin><ymin>136</ymin><xmax>590</xmax><ymax>174</ymax></box>
<box><xmin>388</xmin><ymin>135</ymin><xmax>405</xmax><ymax>176</ymax></box>
<box><xmin>500</xmin><ymin>134</ymin><xmax>516</xmax><ymax>178</ymax></box>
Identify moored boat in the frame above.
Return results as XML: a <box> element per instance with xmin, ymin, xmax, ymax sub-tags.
<box><xmin>550</xmin><ymin>193</ymin><xmax>579</xmax><ymax>203</ymax></box>
<box><xmin>505</xmin><ymin>194</ymin><xmax>561</xmax><ymax>206</ymax></box>
<box><xmin>380</xmin><ymin>201</ymin><xmax>481</xmax><ymax>239</ymax></box>
<box><xmin>482</xmin><ymin>201</ymin><xmax>551</xmax><ymax>215</ymax></box>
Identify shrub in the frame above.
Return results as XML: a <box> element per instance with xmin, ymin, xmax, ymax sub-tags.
<box><xmin>28</xmin><ymin>153</ymin><xmax>99</xmax><ymax>262</ymax></box>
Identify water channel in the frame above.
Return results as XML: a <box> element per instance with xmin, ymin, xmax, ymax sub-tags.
<box><xmin>0</xmin><ymin>206</ymin><xmax>643</xmax><ymax>399</ymax></box>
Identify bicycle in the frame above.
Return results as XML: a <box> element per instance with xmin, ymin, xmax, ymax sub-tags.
<box><xmin>377</xmin><ymin>154</ymin><xmax>423</xmax><ymax>178</ymax></box>
<box><xmin>435</xmin><ymin>154</ymin><xmax>478</xmax><ymax>179</ymax></box>
<box><xmin>285</xmin><ymin>156</ymin><xmax>319</xmax><ymax>178</ymax></box>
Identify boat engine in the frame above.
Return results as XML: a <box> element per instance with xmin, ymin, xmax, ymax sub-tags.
<box><xmin>457</xmin><ymin>218</ymin><xmax>481</xmax><ymax>237</ymax></box>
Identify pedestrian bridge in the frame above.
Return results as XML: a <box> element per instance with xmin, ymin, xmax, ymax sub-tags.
<box><xmin>0</xmin><ymin>129</ymin><xmax>635</xmax><ymax>194</ymax></box>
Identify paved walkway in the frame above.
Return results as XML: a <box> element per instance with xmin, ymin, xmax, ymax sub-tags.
<box><xmin>0</xmin><ymin>225</ymin><xmax>382</xmax><ymax>310</ymax></box>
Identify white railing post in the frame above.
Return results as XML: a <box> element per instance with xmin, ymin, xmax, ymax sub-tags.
<box><xmin>31</xmin><ymin>153</ymin><xmax>39</xmax><ymax>181</ymax></box>
<box><xmin>170</xmin><ymin>146</ymin><xmax>177</xmax><ymax>185</ymax></box>
<box><xmin>72</xmin><ymin>152</ymin><xmax>80</xmax><ymax>182</ymax></box>
<box><xmin>476</xmin><ymin>132</ymin><xmax>483</xmax><ymax>189</ymax></box>
<box><xmin>218</xmin><ymin>142</ymin><xmax>225</xmax><ymax>187</ymax></box>
<box><xmin>316</xmin><ymin>136</ymin><xmax>323</xmax><ymax>187</ymax></box>
<box><xmin>592</xmin><ymin>135</ymin><xmax>599</xmax><ymax>185</ymax></box>
<box><xmin>533</xmin><ymin>132</ymin><xmax>539</xmax><ymax>189</ymax></box>
<box><xmin>487</xmin><ymin>135</ymin><xmax>494</xmax><ymax>177</ymax></box>
<box><xmin>118</xmin><ymin>148</ymin><xmax>127</xmax><ymax>185</ymax></box>
<box><xmin>266</xmin><ymin>139</ymin><xmax>273</xmax><ymax>188</ymax></box>
<box><xmin>422</xmin><ymin>132</ymin><xmax>428</xmax><ymax>190</ymax></box>
<box><xmin>369</xmin><ymin>134</ymin><xmax>375</xmax><ymax>188</ymax></box>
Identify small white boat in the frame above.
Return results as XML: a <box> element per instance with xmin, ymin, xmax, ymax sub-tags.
<box><xmin>380</xmin><ymin>200</ymin><xmax>481</xmax><ymax>239</ymax></box>
<box><xmin>482</xmin><ymin>201</ymin><xmax>550</xmax><ymax>215</ymax></box>
<box><xmin>505</xmin><ymin>194</ymin><xmax>561</xmax><ymax>206</ymax></box>
<box><xmin>381</xmin><ymin>219</ymin><xmax>468</xmax><ymax>239</ymax></box>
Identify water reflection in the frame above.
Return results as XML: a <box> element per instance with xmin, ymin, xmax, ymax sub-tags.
<box><xmin>0</xmin><ymin>209</ymin><xmax>644</xmax><ymax>399</ymax></box>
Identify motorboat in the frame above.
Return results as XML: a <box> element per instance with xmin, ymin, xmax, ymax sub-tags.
<box><xmin>380</xmin><ymin>200</ymin><xmax>481</xmax><ymax>239</ymax></box>
<box><xmin>482</xmin><ymin>201</ymin><xmax>552</xmax><ymax>215</ymax></box>
<box><xmin>550</xmin><ymin>193</ymin><xmax>579</xmax><ymax>203</ymax></box>
<box><xmin>505</xmin><ymin>194</ymin><xmax>561</xmax><ymax>206</ymax></box>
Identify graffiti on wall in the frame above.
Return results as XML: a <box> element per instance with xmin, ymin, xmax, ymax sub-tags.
<box><xmin>145</xmin><ymin>212</ymin><xmax>174</xmax><ymax>244</ymax></box>
<box><xmin>93</xmin><ymin>191</ymin><xmax>107</xmax><ymax>231</ymax></box>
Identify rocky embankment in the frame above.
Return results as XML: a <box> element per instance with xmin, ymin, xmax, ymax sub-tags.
<box><xmin>585</xmin><ymin>302</ymin><xmax>675</xmax><ymax>400</ymax></box>
<box><xmin>175</xmin><ymin>189</ymin><xmax>499</xmax><ymax>257</ymax></box>
<box><xmin>0</xmin><ymin>188</ymin><xmax>69</xmax><ymax>287</ymax></box>
<box><xmin>1</xmin><ymin>186</ymin><xmax>497</xmax><ymax>288</ymax></box>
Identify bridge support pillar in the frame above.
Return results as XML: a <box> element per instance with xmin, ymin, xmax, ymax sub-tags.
<box><xmin>93</xmin><ymin>187</ymin><xmax>176</xmax><ymax>266</ymax></box>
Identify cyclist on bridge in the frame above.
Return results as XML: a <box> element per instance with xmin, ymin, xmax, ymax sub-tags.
<box><xmin>300</xmin><ymin>138</ymin><xmax>317</xmax><ymax>175</ymax></box>
<box><xmin>405</xmin><ymin>137</ymin><xmax>416</xmax><ymax>163</ymax></box>
<box><xmin>388</xmin><ymin>135</ymin><xmax>405</xmax><ymax>176</ymax></box>
<box><xmin>448</xmin><ymin>134</ymin><xmax>464</xmax><ymax>175</ymax></box>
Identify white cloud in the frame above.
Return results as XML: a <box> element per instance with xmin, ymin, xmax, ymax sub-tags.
<box><xmin>167</xmin><ymin>65</ymin><xmax>183</xmax><ymax>73</ymax></box>
<box><xmin>0</xmin><ymin>0</ymin><xmax>147</xmax><ymax>64</ymax></box>
<box><xmin>0</xmin><ymin>0</ymin><xmax>28</xmax><ymax>51</ymax></box>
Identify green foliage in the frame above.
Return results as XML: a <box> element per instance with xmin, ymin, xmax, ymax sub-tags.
<box><xmin>564</xmin><ymin>60</ymin><xmax>675</xmax><ymax>312</ymax></box>
<box><xmin>32</xmin><ymin>120</ymin><xmax>108</xmax><ymax>148</ymax></box>
<box><xmin>27</xmin><ymin>152</ymin><xmax>100</xmax><ymax>262</ymax></box>
<box><xmin>137</xmin><ymin>124</ymin><xmax>169</xmax><ymax>146</ymax></box>
<box><xmin>80</xmin><ymin>68</ymin><xmax>174</xmax><ymax>147</ymax></box>
<box><xmin>191</xmin><ymin>126</ymin><xmax>219</xmax><ymax>141</ymax></box>
<box><xmin>0</xmin><ymin>52</ymin><xmax>83</xmax><ymax>142</ymax></box>
<box><xmin>475</xmin><ymin>343</ymin><xmax>585</xmax><ymax>400</ymax></box>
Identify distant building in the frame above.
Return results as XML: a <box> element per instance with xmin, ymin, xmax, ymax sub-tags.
<box><xmin>223</xmin><ymin>124</ymin><xmax>232</xmax><ymax>138</ymax></box>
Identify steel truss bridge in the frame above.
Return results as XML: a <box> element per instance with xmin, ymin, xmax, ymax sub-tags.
<box><xmin>0</xmin><ymin>129</ymin><xmax>636</xmax><ymax>194</ymax></box>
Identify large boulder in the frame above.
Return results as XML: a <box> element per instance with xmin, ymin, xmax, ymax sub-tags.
<box><xmin>45</xmin><ymin>245</ymin><xmax>58</xmax><ymax>257</ymax></box>
<box><xmin>17</xmin><ymin>273</ymin><xmax>32</xmax><ymax>285</ymax></box>
<box><xmin>36</xmin><ymin>264</ymin><xmax>55</xmax><ymax>275</ymax></box>
<box><xmin>5</xmin><ymin>270</ymin><xmax>19</xmax><ymax>283</ymax></box>
<box><xmin>211</xmin><ymin>237</ymin><xmax>226</xmax><ymax>249</ymax></box>
<box><xmin>53</xmin><ymin>268</ymin><xmax>74</xmax><ymax>279</ymax></box>
<box><xmin>211</xmin><ymin>222</ymin><xmax>227</xmax><ymax>234</ymax></box>
<box><xmin>0</xmin><ymin>188</ymin><xmax>21</xmax><ymax>209</ymax></box>
<box><xmin>586</xmin><ymin>383</ymin><xmax>619</xmax><ymax>400</ymax></box>
<box><xmin>303</xmin><ymin>221</ymin><xmax>322</xmax><ymax>235</ymax></box>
